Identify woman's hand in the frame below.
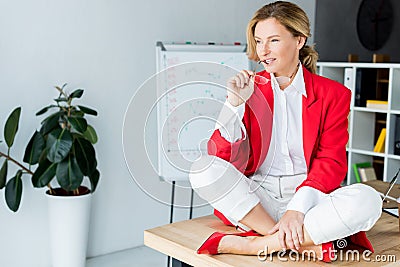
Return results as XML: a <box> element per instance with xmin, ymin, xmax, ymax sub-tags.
<box><xmin>227</xmin><ymin>70</ymin><xmax>255</xmax><ymax>107</ymax></box>
<box><xmin>267</xmin><ymin>210</ymin><xmax>305</xmax><ymax>251</ymax></box>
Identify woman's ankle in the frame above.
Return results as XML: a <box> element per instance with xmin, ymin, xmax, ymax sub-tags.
<box><xmin>297</xmin><ymin>244</ymin><xmax>322</xmax><ymax>260</ymax></box>
<box><xmin>219</xmin><ymin>235</ymin><xmax>258</xmax><ymax>254</ymax></box>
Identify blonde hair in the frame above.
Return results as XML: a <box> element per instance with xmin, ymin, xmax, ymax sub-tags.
<box><xmin>246</xmin><ymin>1</ymin><xmax>318</xmax><ymax>73</ymax></box>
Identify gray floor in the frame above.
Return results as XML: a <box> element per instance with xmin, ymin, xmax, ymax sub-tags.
<box><xmin>86</xmin><ymin>246</ymin><xmax>167</xmax><ymax>267</ymax></box>
<box><xmin>86</xmin><ymin>205</ymin><xmax>213</xmax><ymax>267</ymax></box>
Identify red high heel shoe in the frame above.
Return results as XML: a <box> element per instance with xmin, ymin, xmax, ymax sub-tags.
<box><xmin>321</xmin><ymin>241</ymin><xmax>335</xmax><ymax>262</ymax></box>
<box><xmin>349</xmin><ymin>231</ymin><xmax>374</xmax><ymax>252</ymax></box>
<box><xmin>197</xmin><ymin>231</ymin><xmax>260</xmax><ymax>254</ymax></box>
<box><xmin>213</xmin><ymin>209</ymin><xmax>234</xmax><ymax>226</ymax></box>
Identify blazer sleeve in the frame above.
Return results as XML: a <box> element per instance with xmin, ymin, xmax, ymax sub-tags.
<box><xmin>207</xmin><ymin>103</ymin><xmax>254</xmax><ymax>174</ymax></box>
<box><xmin>297</xmin><ymin>86</ymin><xmax>351</xmax><ymax>193</ymax></box>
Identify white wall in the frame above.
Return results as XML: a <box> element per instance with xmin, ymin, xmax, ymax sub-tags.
<box><xmin>0</xmin><ymin>1</ymin><xmax>315</xmax><ymax>266</ymax></box>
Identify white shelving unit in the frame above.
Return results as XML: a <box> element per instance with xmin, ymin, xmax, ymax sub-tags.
<box><xmin>317</xmin><ymin>62</ymin><xmax>400</xmax><ymax>185</ymax></box>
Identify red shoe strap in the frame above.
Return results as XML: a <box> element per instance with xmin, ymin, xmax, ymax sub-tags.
<box><xmin>214</xmin><ymin>209</ymin><xmax>234</xmax><ymax>226</ymax></box>
<box><xmin>321</xmin><ymin>241</ymin><xmax>334</xmax><ymax>262</ymax></box>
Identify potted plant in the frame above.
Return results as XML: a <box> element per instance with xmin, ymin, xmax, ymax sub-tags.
<box><xmin>0</xmin><ymin>84</ymin><xmax>100</xmax><ymax>267</ymax></box>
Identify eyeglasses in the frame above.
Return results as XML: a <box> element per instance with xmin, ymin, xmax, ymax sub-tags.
<box><xmin>250</xmin><ymin>60</ymin><xmax>298</xmax><ymax>86</ymax></box>
<box><xmin>382</xmin><ymin>167</ymin><xmax>400</xmax><ymax>202</ymax></box>
<box><xmin>251</xmin><ymin>61</ymin><xmax>270</xmax><ymax>85</ymax></box>
<box><xmin>253</xmin><ymin>74</ymin><xmax>270</xmax><ymax>85</ymax></box>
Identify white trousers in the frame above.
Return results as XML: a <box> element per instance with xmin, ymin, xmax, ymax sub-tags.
<box><xmin>189</xmin><ymin>155</ymin><xmax>382</xmax><ymax>244</ymax></box>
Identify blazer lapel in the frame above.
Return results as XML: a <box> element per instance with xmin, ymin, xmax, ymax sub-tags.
<box><xmin>248</xmin><ymin>71</ymin><xmax>274</xmax><ymax>172</ymax></box>
<box><xmin>302</xmin><ymin>67</ymin><xmax>322</xmax><ymax>168</ymax></box>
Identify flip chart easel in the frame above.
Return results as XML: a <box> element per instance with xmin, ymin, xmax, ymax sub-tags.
<box><xmin>155</xmin><ymin>42</ymin><xmax>250</xmax><ymax>267</ymax></box>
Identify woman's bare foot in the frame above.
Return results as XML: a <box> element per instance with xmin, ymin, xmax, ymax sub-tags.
<box><xmin>218</xmin><ymin>235</ymin><xmax>258</xmax><ymax>254</ymax></box>
<box><xmin>216</xmin><ymin>231</ymin><xmax>324</xmax><ymax>260</ymax></box>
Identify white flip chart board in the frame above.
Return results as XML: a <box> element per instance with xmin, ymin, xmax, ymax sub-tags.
<box><xmin>155</xmin><ymin>42</ymin><xmax>250</xmax><ymax>181</ymax></box>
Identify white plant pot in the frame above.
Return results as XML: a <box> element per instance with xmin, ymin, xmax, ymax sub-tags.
<box><xmin>47</xmin><ymin>189</ymin><xmax>92</xmax><ymax>267</ymax></box>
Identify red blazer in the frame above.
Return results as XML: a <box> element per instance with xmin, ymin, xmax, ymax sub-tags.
<box><xmin>208</xmin><ymin>66</ymin><xmax>350</xmax><ymax>193</ymax></box>
<box><xmin>208</xmin><ymin>66</ymin><xmax>374</xmax><ymax>251</ymax></box>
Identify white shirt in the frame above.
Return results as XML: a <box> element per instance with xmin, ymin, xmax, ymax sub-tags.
<box><xmin>259</xmin><ymin>66</ymin><xmax>308</xmax><ymax>176</ymax></box>
<box><xmin>215</xmin><ymin>64</ymin><xmax>323</xmax><ymax>214</ymax></box>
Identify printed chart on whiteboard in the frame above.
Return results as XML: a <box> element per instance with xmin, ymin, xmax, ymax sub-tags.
<box><xmin>155</xmin><ymin>43</ymin><xmax>250</xmax><ymax>181</ymax></box>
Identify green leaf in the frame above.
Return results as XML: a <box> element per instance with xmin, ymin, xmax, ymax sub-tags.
<box><xmin>83</xmin><ymin>125</ymin><xmax>98</xmax><ymax>144</ymax></box>
<box><xmin>4</xmin><ymin>107</ymin><xmax>21</xmax><ymax>148</ymax></box>
<box><xmin>56</xmin><ymin>155</ymin><xmax>83</xmax><ymax>191</ymax></box>
<box><xmin>89</xmin><ymin>169</ymin><xmax>100</xmax><ymax>193</ymax></box>
<box><xmin>47</xmin><ymin>128</ymin><xmax>73</xmax><ymax>163</ymax></box>
<box><xmin>0</xmin><ymin>160</ymin><xmax>8</xmax><ymax>189</ymax></box>
<box><xmin>38</xmin><ymin>148</ymin><xmax>48</xmax><ymax>164</ymax></box>
<box><xmin>70</xmin><ymin>110</ymin><xmax>84</xmax><ymax>117</ymax></box>
<box><xmin>40</xmin><ymin>112</ymin><xmax>62</xmax><ymax>135</ymax></box>
<box><xmin>78</xmin><ymin>105</ymin><xmax>98</xmax><ymax>116</ymax></box>
<box><xmin>23</xmin><ymin>131</ymin><xmax>45</xmax><ymax>165</ymax></box>
<box><xmin>5</xmin><ymin>170</ymin><xmax>23</xmax><ymax>212</ymax></box>
<box><xmin>69</xmin><ymin>89</ymin><xmax>84</xmax><ymax>99</ymax></box>
<box><xmin>67</xmin><ymin>117</ymin><xmax>87</xmax><ymax>133</ymax></box>
<box><xmin>31</xmin><ymin>159</ymin><xmax>57</xmax><ymax>187</ymax></box>
<box><xmin>54</xmin><ymin>97</ymin><xmax>68</xmax><ymax>103</ymax></box>
<box><xmin>74</xmin><ymin>138</ymin><xmax>96</xmax><ymax>176</ymax></box>
<box><xmin>36</xmin><ymin>105</ymin><xmax>57</xmax><ymax>116</ymax></box>
<box><xmin>55</xmin><ymin>83</ymin><xmax>67</xmax><ymax>92</ymax></box>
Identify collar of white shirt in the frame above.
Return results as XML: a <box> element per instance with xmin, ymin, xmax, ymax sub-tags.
<box><xmin>270</xmin><ymin>63</ymin><xmax>307</xmax><ymax>98</ymax></box>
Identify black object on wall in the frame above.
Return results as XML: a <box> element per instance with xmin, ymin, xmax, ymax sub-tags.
<box><xmin>356</xmin><ymin>0</ymin><xmax>393</xmax><ymax>51</ymax></box>
<box><xmin>315</xmin><ymin>0</ymin><xmax>400</xmax><ymax>62</ymax></box>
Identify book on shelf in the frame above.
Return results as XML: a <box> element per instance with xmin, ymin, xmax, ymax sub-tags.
<box><xmin>352</xmin><ymin>162</ymin><xmax>372</xmax><ymax>183</ymax></box>
<box><xmin>344</xmin><ymin>68</ymin><xmax>353</xmax><ymax>90</ymax></box>
<box><xmin>395</xmin><ymin>115</ymin><xmax>400</xmax><ymax>155</ymax></box>
<box><xmin>373</xmin><ymin>128</ymin><xmax>386</xmax><ymax>153</ymax></box>
<box><xmin>355</xmin><ymin>68</ymin><xmax>378</xmax><ymax>107</ymax></box>
<box><xmin>366</xmin><ymin>100</ymin><xmax>388</xmax><ymax>110</ymax></box>
<box><xmin>358</xmin><ymin>166</ymin><xmax>377</xmax><ymax>182</ymax></box>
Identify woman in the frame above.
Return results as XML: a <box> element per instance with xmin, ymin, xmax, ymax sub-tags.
<box><xmin>189</xmin><ymin>1</ymin><xmax>382</xmax><ymax>262</ymax></box>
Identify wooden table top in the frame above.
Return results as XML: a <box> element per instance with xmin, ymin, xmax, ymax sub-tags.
<box><xmin>144</xmin><ymin>212</ymin><xmax>400</xmax><ymax>267</ymax></box>
<box><xmin>364</xmin><ymin>180</ymin><xmax>400</xmax><ymax>209</ymax></box>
